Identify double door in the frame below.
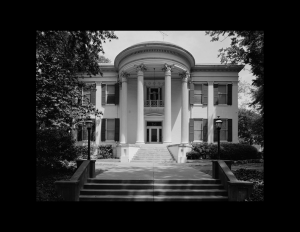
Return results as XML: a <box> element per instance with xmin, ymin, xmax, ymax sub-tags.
<box><xmin>146</xmin><ymin>127</ymin><xmax>162</xmax><ymax>143</ymax></box>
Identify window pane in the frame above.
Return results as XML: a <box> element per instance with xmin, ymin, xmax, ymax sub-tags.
<box><xmin>107</xmin><ymin>119</ymin><xmax>115</xmax><ymax>130</ymax></box>
<box><xmin>194</xmin><ymin>120</ymin><xmax>202</xmax><ymax>130</ymax></box>
<box><xmin>218</xmin><ymin>94</ymin><xmax>226</xmax><ymax>104</ymax></box>
<box><xmin>220</xmin><ymin>130</ymin><xmax>227</xmax><ymax>140</ymax></box>
<box><xmin>107</xmin><ymin>85</ymin><xmax>115</xmax><ymax>94</ymax></box>
<box><xmin>194</xmin><ymin>84</ymin><xmax>202</xmax><ymax>93</ymax></box>
<box><xmin>107</xmin><ymin>131</ymin><xmax>114</xmax><ymax>140</ymax></box>
<box><xmin>221</xmin><ymin>120</ymin><xmax>227</xmax><ymax>130</ymax></box>
<box><xmin>218</xmin><ymin>85</ymin><xmax>226</xmax><ymax>94</ymax></box>
<box><xmin>194</xmin><ymin>94</ymin><xmax>202</xmax><ymax>103</ymax></box>
<box><xmin>107</xmin><ymin>94</ymin><xmax>115</xmax><ymax>104</ymax></box>
<box><xmin>194</xmin><ymin>131</ymin><xmax>202</xmax><ymax>140</ymax></box>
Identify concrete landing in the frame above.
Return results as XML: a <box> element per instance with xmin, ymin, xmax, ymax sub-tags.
<box><xmin>95</xmin><ymin>161</ymin><xmax>213</xmax><ymax>180</ymax></box>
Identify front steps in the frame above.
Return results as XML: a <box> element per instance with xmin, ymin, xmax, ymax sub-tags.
<box><xmin>131</xmin><ymin>146</ymin><xmax>175</xmax><ymax>163</ymax></box>
<box><xmin>79</xmin><ymin>179</ymin><xmax>228</xmax><ymax>201</ymax></box>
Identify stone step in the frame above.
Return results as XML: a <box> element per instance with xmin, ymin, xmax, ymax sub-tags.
<box><xmin>83</xmin><ymin>183</ymin><xmax>225</xmax><ymax>190</ymax></box>
<box><xmin>80</xmin><ymin>189</ymin><xmax>227</xmax><ymax>196</ymax></box>
<box><xmin>87</xmin><ymin>178</ymin><xmax>221</xmax><ymax>184</ymax></box>
<box><xmin>79</xmin><ymin>195</ymin><xmax>228</xmax><ymax>201</ymax></box>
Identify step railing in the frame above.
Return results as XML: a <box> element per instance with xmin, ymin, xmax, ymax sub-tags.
<box><xmin>144</xmin><ymin>100</ymin><xmax>164</xmax><ymax>107</ymax></box>
<box><xmin>212</xmin><ymin>160</ymin><xmax>254</xmax><ymax>201</ymax></box>
<box><xmin>54</xmin><ymin>160</ymin><xmax>96</xmax><ymax>201</ymax></box>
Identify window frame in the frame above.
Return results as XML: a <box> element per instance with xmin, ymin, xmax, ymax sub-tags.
<box><xmin>219</xmin><ymin>118</ymin><xmax>228</xmax><ymax>141</ymax></box>
<box><xmin>193</xmin><ymin>84</ymin><xmax>203</xmax><ymax>104</ymax></box>
<box><xmin>217</xmin><ymin>84</ymin><xmax>228</xmax><ymax>105</ymax></box>
<box><xmin>105</xmin><ymin>118</ymin><xmax>115</xmax><ymax>142</ymax></box>
<box><xmin>193</xmin><ymin>119</ymin><xmax>203</xmax><ymax>142</ymax></box>
<box><xmin>105</xmin><ymin>84</ymin><xmax>116</xmax><ymax>105</ymax></box>
<box><xmin>77</xmin><ymin>118</ymin><xmax>96</xmax><ymax>142</ymax></box>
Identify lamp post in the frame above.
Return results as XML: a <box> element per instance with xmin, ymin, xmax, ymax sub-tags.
<box><xmin>215</xmin><ymin>116</ymin><xmax>223</xmax><ymax>160</ymax></box>
<box><xmin>85</xmin><ymin>117</ymin><xmax>93</xmax><ymax>160</ymax></box>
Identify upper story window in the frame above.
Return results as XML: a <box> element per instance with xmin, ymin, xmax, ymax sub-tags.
<box><xmin>102</xmin><ymin>83</ymin><xmax>119</xmax><ymax>105</ymax></box>
<box><xmin>77</xmin><ymin>84</ymin><xmax>96</xmax><ymax>106</ymax></box>
<box><xmin>145</xmin><ymin>87</ymin><xmax>164</xmax><ymax>107</ymax></box>
<box><xmin>214</xmin><ymin>84</ymin><xmax>232</xmax><ymax>105</ymax></box>
<box><xmin>194</xmin><ymin>84</ymin><xmax>208</xmax><ymax>104</ymax></box>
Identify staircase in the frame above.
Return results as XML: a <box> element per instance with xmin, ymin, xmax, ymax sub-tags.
<box><xmin>131</xmin><ymin>145</ymin><xmax>176</xmax><ymax>163</ymax></box>
<box><xmin>79</xmin><ymin>179</ymin><xmax>228</xmax><ymax>201</ymax></box>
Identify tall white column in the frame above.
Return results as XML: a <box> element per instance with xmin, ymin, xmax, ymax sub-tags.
<box><xmin>120</xmin><ymin>72</ymin><xmax>129</xmax><ymax>144</ymax></box>
<box><xmin>95</xmin><ymin>81</ymin><xmax>102</xmax><ymax>145</ymax></box>
<box><xmin>180</xmin><ymin>71</ymin><xmax>189</xmax><ymax>144</ymax></box>
<box><xmin>232</xmin><ymin>81</ymin><xmax>239</xmax><ymax>143</ymax></box>
<box><xmin>163</xmin><ymin>64</ymin><xmax>172</xmax><ymax>144</ymax></box>
<box><xmin>207</xmin><ymin>81</ymin><xmax>214</xmax><ymax>143</ymax></box>
<box><xmin>135</xmin><ymin>64</ymin><xmax>146</xmax><ymax>144</ymax></box>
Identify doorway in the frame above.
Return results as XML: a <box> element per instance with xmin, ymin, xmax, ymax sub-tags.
<box><xmin>146</xmin><ymin>121</ymin><xmax>162</xmax><ymax>143</ymax></box>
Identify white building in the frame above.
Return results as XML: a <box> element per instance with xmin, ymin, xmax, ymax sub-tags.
<box><xmin>75</xmin><ymin>41</ymin><xmax>243</xmax><ymax>163</ymax></box>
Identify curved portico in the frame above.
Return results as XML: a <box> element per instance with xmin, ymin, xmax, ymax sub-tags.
<box><xmin>115</xmin><ymin>41</ymin><xmax>195</xmax><ymax>145</ymax></box>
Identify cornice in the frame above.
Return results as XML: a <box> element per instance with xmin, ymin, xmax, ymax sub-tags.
<box><xmin>191</xmin><ymin>64</ymin><xmax>244</xmax><ymax>72</ymax></box>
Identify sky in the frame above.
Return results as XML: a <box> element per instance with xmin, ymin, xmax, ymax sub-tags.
<box><xmin>101</xmin><ymin>31</ymin><xmax>256</xmax><ymax>85</ymax></box>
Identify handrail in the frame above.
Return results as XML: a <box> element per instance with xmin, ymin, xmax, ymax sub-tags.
<box><xmin>54</xmin><ymin>160</ymin><xmax>96</xmax><ymax>201</ymax></box>
<box><xmin>145</xmin><ymin>100</ymin><xmax>164</xmax><ymax>107</ymax></box>
<box><xmin>212</xmin><ymin>160</ymin><xmax>254</xmax><ymax>201</ymax></box>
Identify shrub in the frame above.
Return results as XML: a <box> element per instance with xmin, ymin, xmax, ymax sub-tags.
<box><xmin>97</xmin><ymin>145</ymin><xmax>113</xmax><ymax>159</ymax></box>
<box><xmin>191</xmin><ymin>142</ymin><xmax>259</xmax><ymax>160</ymax></box>
<box><xmin>75</xmin><ymin>145</ymin><xmax>95</xmax><ymax>160</ymax></box>
<box><xmin>186</xmin><ymin>151</ymin><xmax>200</xmax><ymax>160</ymax></box>
<box><xmin>36</xmin><ymin>128</ymin><xmax>79</xmax><ymax>173</ymax></box>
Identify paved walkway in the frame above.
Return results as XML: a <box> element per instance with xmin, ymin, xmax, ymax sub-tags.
<box><xmin>95</xmin><ymin>161</ymin><xmax>213</xmax><ymax>180</ymax></box>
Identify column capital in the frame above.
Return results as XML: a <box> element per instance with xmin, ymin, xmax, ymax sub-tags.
<box><xmin>120</xmin><ymin>71</ymin><xmax>130</xmax><ymax>83</ymax></box>
<box><xmin>134</xmin><ymin>63</ymin><xmax>147</xmax><ymax>72</ymax></box>
<box><xmin>95</xmin><ymin>81</ymin><xmax>102</xmax><ymax>86</ymax></box>
<box><xmin>207</xmin><ymin>81</ymin><xmax>214</xmax><ymax>85</ymax></box>
<box><xmin>179</xmin><ymin>70</ymin><xmax>190</xmax><ymax>82</ymax></box>
<box><xmin>162</xmin><ymin>63</ymin><xmax>174</xmax><ymax>72</ymax></box>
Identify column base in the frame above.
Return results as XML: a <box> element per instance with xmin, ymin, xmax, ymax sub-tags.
<box><xmin>135</xmin><ymin>142</ymin><xmax>145</xmax><ymax>145</ymax></box>
<box><xmin>163</xmin><ymin>141</ymin><xmax>172</xmax><ymax>145</ymax></box>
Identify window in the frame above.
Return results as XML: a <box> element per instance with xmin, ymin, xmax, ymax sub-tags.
<box><xmin>102</xmin><ymin>84</ymin><xmax>119</xmax><ymax>105</ymax></box>
<box><xmin>194</xmin><ymin>119</ymin><xmax>203</xmax><ymax>141</ymax></box>
<box><xmin>194</xmin><ymin>84</ymin><xmax>202</xmax><ymax>104</ymax></box>
<box><xmin>189</xmin><ymin>118</ymin><xmax>207</xmax><ymax>142</ymax></box>
<box><xmin>106</xmin><ymin>119</ymin><xmax>115</xmax><ymax>140</ymax></box>
<box><xmin>218</xmin><ymin>85</ymin><xmax>227</xmax><ymax>104</ymax></box>
<box><xmin>101</xmin><ymin>118</ymin><xmax>120</xmax><ymax>142</ymax></box>
<box><xmin>82</xmin><ymin>88</ymin><xmax>91</xmax><ymax>106</ymax></box>
<box><xmin>77</xmin><ymin>84</ymin><xmax>96</xmax><ymax>106</ymax></box>
<box><xmin>214</xmin><ymin>118</ymin><xmax>232</xmax><ymax>142</ymax></box>
<box><xmin>214</xmin><ymin>84</ymin><xmax>232</xmax><ymax>105</ymax></box>
<box><xmin>77</xmin><ymin>119</ymin><xmax>96</xmax><ymax>141</ymax></box>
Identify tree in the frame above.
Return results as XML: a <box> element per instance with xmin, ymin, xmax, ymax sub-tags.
<box><xmin>238</xmin><ymin>108</ymin><xmax>264</xmax><ymax>146</ymax></box>
<box><xmin>98</xmin><ymin>55</ymin><xmax>111</xmax><ymax>63</ymax></box>
<box><xmin>36</xmin><ymin>31</ymin><xmax>118</xmax><ymax>129</ymax></box>
<box><xmin>205</xmin><ymin>31</ymin><xmax>264</xmax><ymax>115</ymax></box>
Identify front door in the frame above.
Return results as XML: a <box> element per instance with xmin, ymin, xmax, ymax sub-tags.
<box><xmin>147</xmin><ymin>127</ymin><xmax>162</xmax><ymax>143</ymax></box>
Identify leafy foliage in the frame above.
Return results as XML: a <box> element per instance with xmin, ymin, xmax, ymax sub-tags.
<box><xmin>36</xmin><ymin>31</ymin><xmax>118</xmax><ymax>129</ymax></box>
<box><xmin>97</xmin><ymin>145</ymin><xmax>113</xmax><ymax>159</ymax></box>
<box><xmin>98</xmin><ymin>55</ymin><xmax>111</xmax><ymax>63</ymax></box>
<box><xmin>233</xmin><ymin>169</ymin><xmax>264</xmax><ymax>201</ymax></box>
<box><xmin>238</xmin><ymin>108</ymin><xmax>264</xmax><ymax>146</ymax></box>
<box><xmin>36</xmin><ymin>128</ymin><xmax>80</xmax><ymax>172</ymax></box>
<box><xmin>190</xmin><ymin>142</ymin><xmax>259</xmax><ymax>160</ymax></box>
<box><xmin>205</xmin><ymin>31</ymin><xmax>264</xmax><ymax>115</ymax></box>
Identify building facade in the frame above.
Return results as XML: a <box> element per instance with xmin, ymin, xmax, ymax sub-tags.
<box><xmin>75</xmin><ymin>41</ymin><xmax>243</xmax><ymax>163</ymax></box>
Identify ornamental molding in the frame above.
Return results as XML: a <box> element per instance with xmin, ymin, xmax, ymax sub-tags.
<box><xmin>134</xmin><ymin>63</ymin><xmax>147</xmax><ymax>72</ymax></box>
<box><xmin>161</xmin><ymin>63</ymin><xmax>175</xmax><ymax>72</ymax></box>
<box><xmin>145</xmin><ymin>81</ymin><xmax>164</xmax><ymax>87</ymax></box>
<box><xmin>144</xmin><ymin>107</ymin><xmax>164</xmax><ymax>116</ymax></box>
<box><xmin>179</xmin><ymin>70</ymin><xmax>190</xmax><ymax>82</ymax></box>
<box><xmin>120</xmin><ymin>71</ymin><xmax>130</xmax><ymax>78</ymax></box>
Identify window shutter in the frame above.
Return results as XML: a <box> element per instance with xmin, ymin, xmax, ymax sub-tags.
<box><xmin>214</xmin><ymin>119</ymin><xmax>218</xmax><ymax>142</ymax></box>
<box><xmin>115</xmin><ymin>118</ymin><xmax>120</xmax><ymax>141</ymax></box>
<box><xmin>189</xmin><ymin>82</ymin><xmax>194</xmax><ymax>105</ymax></box>
<box><xmin>227</xmin><ymin>84</ymin><xmax>232</xmax><ymax>105</ymax></box>
<box><xmin>102</xmin><ymin>84</ymin><xmax>106</xmax><ymax>105</ymax></box>
<box><xmin>228</xmin><ymin>119</ymin><xmax>232</xmax><ymax>142</ymax></box>
<box><xmin>77</xmin><ymin>125</ymin><xmax>82</xmax><ymax>141</ymax></box>
<box><xmin>91</xmin><ymin>86</ymin><xmax>96</xmax><ymax>105</ymax></box>
<box><xmin>189</xmin><ymin>118</ymin><xmax>194</xmax><ymax>142</ymax></box>
<box><xmin>214</xmin><ymin>84</ymin><xmax>218</xmax><ymax>105</ymax></box>
<box><xmin>83</xmin><ymin>124</ymin><xmax>87</xmax><ymax>140</ymax></box>
<box><xmin>203</xmin><ymin>119</ymin><xmax>208</xmax><ymax>142</ymax></box>
<box><xmin>147</xmin><ymin>87</ymin><xmax>149</xmax><ymax>100</ymax></box>
<box><xmin>101</xmin><ymin>119</ymin><xmax>106</xmax><ymax>141</ymax></box>
<box><xmin>115</xmin><ymin>83</ymin><xmax>119</xmax><ymax>105</ymax></box>
<box><xmin>202</xmin><ymin>84</ymin><xmax>208</xmax><ymax>105</ymax></box>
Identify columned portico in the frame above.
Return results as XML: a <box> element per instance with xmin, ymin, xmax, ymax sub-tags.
<box><xmin>135</xmin><ymin>64</ymin><xmax>147</xmax><ymax>144</ymax></box>
<box><xmin>179</xmin><ymin>71</ymin><xmax>189</xmax><ymax>144</ymax></box>
<box><xmin>162</xmin><ymin>64</ymin><xmax>173</xmax><ymax>144</ymax></box>
<box><xmin>120</xmin><ymin>71</ymin><xmax>129</xmax><ymax>144</ymax></box>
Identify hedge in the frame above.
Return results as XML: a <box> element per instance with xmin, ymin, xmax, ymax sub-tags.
<box><xmin>189</xmin><ymin>142</ymin><xmax>260</xmax><ymax>160</ymax></box>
